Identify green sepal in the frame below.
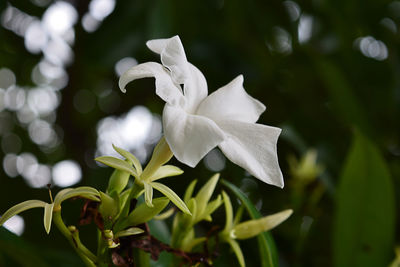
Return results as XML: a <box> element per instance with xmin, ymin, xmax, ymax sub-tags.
<box><xmin>148</xmin><ymin>165</ymin><xmax>183</xmax><ymax>182</ymax></box>
<box><xmin>54</xmin><ymin>186</ymin><xmax>100</xmax><ymax>207</ymax></box>
<box><xmin>95</xmin><ymin>156</ymin><xmax>138</xmax><ymax>178</ymax></box>
<box><xmin>232</xmin><ymin>209</ymin><xmax>293</xmax><ymax>240</ymax></box>
<box><xmin>98</xmin><ymin>192</ymin><xmax>120</xmax><ymax>226</ymax></box>
<box><xmin>144</xmin><ymin>183</ymin><xmax>154</xmax><ymax>207</ymax></box>
<box><xmin>0</xmin><ymin>200</ymin><xmax>47</xmax><ymax>226</ymax></box>
<box><xmin>43</xmin><ymin>203</ymin><xmax>54</xmax><ymax>234</ymax></box>
<box><xmin>150</xmin><ymin>182</ymin><xmax>191</xmax><ymax>215</ymax></box>
<box><xmin>122</xmin><ymin>197</ymin><xmax>170</xmax><ymax>228</ymax></box>
<box><xmin>228</xmin><ymin>239</ymin><xmax>245</xmax><ymax>267</ymax></box>
<box><xmin>107</xmin><ymin>169</ymin><xmax>130</xmax><ymax>195</ymax></box>
<box><xmin>195</xmin><ymin>173</ymin><xmax>219</xmax><ymax>218</ymax></box>
<box><xmin>112</xmin><ymin>145</ymin><xmax>143</xmax><ymax>175</ymax></box>
<box><xmin>184</xmin><ymin>180</ymin><xmax>197</xmax><ymax>203</ymax></box>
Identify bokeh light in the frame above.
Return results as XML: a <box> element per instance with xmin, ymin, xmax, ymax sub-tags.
<box><xmin>52</xmin><ymin>160</ymin><xmax>82</xmax><ymax>187</ymax></box>
<box><xmin>2</xmin><ymin>215</ymin><xmax>25</xmax><ymax>236</ymax></box>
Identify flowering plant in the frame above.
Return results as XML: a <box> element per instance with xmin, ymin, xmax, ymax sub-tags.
<box><xmin>0</xmin><ymin>36</ymin><xmax>291</xmax><ymax>267</ymax></box>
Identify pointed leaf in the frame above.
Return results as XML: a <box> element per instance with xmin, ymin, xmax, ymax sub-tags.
<box><xmin>43</xmin><ymin>203</ymin><xmax>54</xmax><ymax>234</ymax></box>
<box><xmin>112</xmin><ymin>145</ymin><xmax>143</xmax><ymax>175</ymax></box>
<box><xmin>115</xmin><ymin>227</ymin><xmax>144</xmax><ymax>238</ymax></box>
<box><xmin>148</xmin><ymin>165</ymin><xmax>183</xmax><ymax>182</ymax></box>
<box><xmin>203</xmin><ymin>194</ymin><xmax>222</xmax><ymax>221</ymax></box>
<box><xmin>0</xmin><ymin>200</ymin><xmax>47</xmax><ymax>226</ymax></box>
<box><xmin>232</xmin><ymin>209</ymin><xmax>293</xmax><ymax>240</ymax></box>
<box><xmin>221</xmin><ymin>179</ymin><xmax>279</xmax><ymax>267</ymax></box>
<box><xmin>150</xmin><ymin>182</ymin><xmax>191</xmax><ymax>215</ymax></box>
<box><xmin>95</xmin><ymin>156</ymin><xmax>138</xmax><ymax>177</ymax></box>
<box><xmin>333</xmin><ymin>132</ymin><xmax>396</xmax><ymax>267</ymax></box>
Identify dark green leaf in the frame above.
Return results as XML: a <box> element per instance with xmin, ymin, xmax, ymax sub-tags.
<box><xmin>333</xmin><ymin>131</ymin><xmax>396</xmax><ymax>267</ymax></box>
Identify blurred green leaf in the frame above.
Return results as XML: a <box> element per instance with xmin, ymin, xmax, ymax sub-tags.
<box><xmin>316</xmin><ymin>60</ymin><xmax>372</xmax><ymax>135</ymax></box>
<box><xmin>221</xmin><ymin>179</ymin><xmax>279</xmax><ymax>267</ymax></box>
<box><xmin>0</xmin><ymin>227</ymin><xmax>49</xmax><ymax>267</ymax></box>
<box><xmin>333</xmin><ymin>131</ymin><xmax>395</xmax><ymax>267</ymax></box>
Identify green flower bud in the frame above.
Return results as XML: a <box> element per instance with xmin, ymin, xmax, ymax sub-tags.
<box><xmin>107</xmin><ymin>169</ymin><xmax>130</xmax><ymax>194</ymax></box>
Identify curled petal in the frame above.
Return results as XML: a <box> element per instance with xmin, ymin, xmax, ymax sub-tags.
<box><xmin>196</xmin><ymin>75</ymin><xmax>265</xmax><ymax>123</ymax></box>
<box><xmin>119</xmin><ymin>62</ymin><xmax>184</xmax><ymax>106</ymax></box>
<box><xmin>163</xmin><ymin>104</ymin><xmax>225</xmax><ymax>168</ymax></box>
<box><xmin>147</xmin><ymin>36</ymin><xmax>190</xmax><ymax>85</ymax></box>
<box><xmin>217</xmin><ymin>120</ymin><xmax>284</xmax><ymax>188</ymax></box>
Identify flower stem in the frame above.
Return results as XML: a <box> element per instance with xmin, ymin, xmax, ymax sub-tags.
<box><xmin>53</xmin><ymin>211</ymin><xmax>98</xmax><ymax>267</ymax></box>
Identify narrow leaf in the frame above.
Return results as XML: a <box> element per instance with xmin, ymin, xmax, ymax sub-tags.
<box><xmin>43</xmin><ymin>203</ymin><xmax>54</xmax><ymax>234</ymax></box>
<box><xmin>151</xmin><ymin>182</ymin><xmax>191</xmax><ymax>215</ymax></box>
<box><xmin>221</xmin><ymin>179</ymin><xmax>279</xmax><ymax>267</ymax></box>
<box><xmin>0</xmin><ymin>200</ymin><xmax>47</xmax><ymax>226</ymax></box>
<box><xmin>112</xmin><ymin>145</ymin><xmax>143</xmax><ymax>175</ymax></box>
<box><xmin>95</xmin><ymin>156</ymin><xmax>138</xmax><ymax>177</ymax></box>
<box><xmin>333</xmin><ymin>132</ymin><xmax>395</xmax><ymax>267</ymax></box>
<box><xmin>115</xmin><ymin>227</ymin><xmax>144</xmax><ymax>238</ymax></box>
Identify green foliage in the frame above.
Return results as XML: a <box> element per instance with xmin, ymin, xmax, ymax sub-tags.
<box><xmin>333</xmin><ymin>131</ymin><xmax>396</xmax><ymax>267</ymax></box>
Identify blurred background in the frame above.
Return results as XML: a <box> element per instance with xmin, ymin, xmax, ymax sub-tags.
<box><xmin>0</xmin><ymin>0</ymin><xmax>399</xmax><ymax>266</ymax></box>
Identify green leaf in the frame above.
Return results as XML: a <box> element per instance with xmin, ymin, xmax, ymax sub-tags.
<box><xmin>0</xmin><ymin>228</ymin><xmax>50</xmax><ymax>267</ymax></box>
<box><xmin>316</xmin><ymin>60</ymin><xmax>372</xmax><ymax>135</ymax></box>
<box><xmin>54</xmin><ymin>187</ymin><xmax>100</xmax><ymax>207</ymax></box>
<box><xmin>124</xmin><ymin>197</ymin><xmax>169</xmax><ymax>227</ymax></box>
<box><xmin>150</xmin><ymin>182</ymin><xmax>191</xmax><ymax>215</ymax></box>
<box><xmin>232</xmin><ymin>209</ymin><xmax>293</xmax><ymax>240</ymax></box>
<box><xmin>0</xmin><ymin>200</ymin><xmax>47</xmax><ymax>226</ymax></box>
<box><xmin>115</xmin><ymin>227</ymin><xmax>144</xmax><ymax>238</ymax></box>
<box><xmin>43</xmin><ymin>203</ymin><xmax>54</xmax><ymax>234</ymax></box>
<box><xmin>333</xmin><ymin>132</ymin><xmax>396</xmax><ymax>267</ymax></box>
<box><xmin>112</xmin><ymin>144</ymin><xmax>143</xmax><ymax>175</ymax></box>
<box><xmin>148</xmin><ymin>165</ymin><xmax>183</xmax><ymax>182</ymax></box>
<box><xmin>221</xmin><ymin>179</ymin><xmax>279</xmax><ymax>267</ymax></box>
<box><xmin>95</xmin><ymin>156</ymin><xmax>138</xmax><ymax>177</ymax></box>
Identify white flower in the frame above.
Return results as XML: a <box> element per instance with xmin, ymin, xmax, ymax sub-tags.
<box><xmin>119</xmin><ymin>36</ymin><xmax>284</xmax><ymax>188</ymax></box>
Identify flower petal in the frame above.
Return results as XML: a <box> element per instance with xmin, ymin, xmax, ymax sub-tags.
<box><xmin>196</xmin><ymin>75</ymin><xmax>265</xmax><ymax>123</ymax></box>
<box><xmin>119</xmin><ymin>62</ymin><xmax>184</xmax><ymax>106</ymax></box>
<box><xmin>217</xmin><ymin>120</ymin><xmax>284</xmax><ymax>188</ymax></box>
<box><xmin>147</xmin><ymin>36</ymin><xmax>190</xmax><ymax>85</ymax></box>
<box><xmin>147</xmin><ymin>36</ymin><xmax>208</xmax><ymax>113</ymax></box>
<box><xmin>163</xmin><ymin>104</ymin><xmax>225</xmax><ymax>167</ymax></box>
<box><xmin>184</xmin><ymin>63</ymin><xmax>208</xmax><ymax>113</ymax></box>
